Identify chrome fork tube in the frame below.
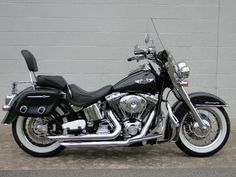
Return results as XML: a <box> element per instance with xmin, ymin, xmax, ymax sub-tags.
<box><xmin>178</xmin><ymin>86</ymin><xmax>205</xmax><ymax>127</ymax></box>
<box><xmin>166</xmin><ymin>52</ymin><xmax>205</xmax><ymax>128</ymax></box>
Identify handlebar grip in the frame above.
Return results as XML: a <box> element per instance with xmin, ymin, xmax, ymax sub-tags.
<box><xmin>127</xmin><ymin>57</ymin><xmax>135</xmax><ymax>62</ymax></box>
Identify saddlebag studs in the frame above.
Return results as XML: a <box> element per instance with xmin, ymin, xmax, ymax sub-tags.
<box><xmin>37</xmin><ymin>106</ymin><xmax>46</xmax><ymax>114</ymax></box>
<box><xmin>19</xmin><ymin>105</ymin><xmax>28</xmax><ymax>114</ymax></box>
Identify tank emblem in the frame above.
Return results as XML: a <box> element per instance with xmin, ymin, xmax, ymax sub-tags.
<box><xmin>135</xmin><ymin>78</ymin><xmax>154</xmax><ymax>85</ymax></box>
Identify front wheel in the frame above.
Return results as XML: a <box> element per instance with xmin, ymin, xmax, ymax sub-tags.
<box><xmin>175</xmin><ymin>106</ymin><xmax>230</xmax><ymax>157</ymax></box>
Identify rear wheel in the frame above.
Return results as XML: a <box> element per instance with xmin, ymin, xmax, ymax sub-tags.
<box><xmin>12</xmin><ymin>108</ymin><xmax>66</xmax><ymax>157</ymax></box>
<box><xmin>175</xmin><ymin>106</ymin><xmax>230</xmax><ymax>157</ymax></box>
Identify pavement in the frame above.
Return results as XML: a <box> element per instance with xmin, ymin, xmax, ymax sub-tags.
<box><xmin>0</xmin><ymin>121</ymin><xmax>235</xmax><ymax>176</ymax></box>
<box><xmin>1</xmin><ymin>168</ymin><xmax>236</xmax><ymax>177</ymax></box>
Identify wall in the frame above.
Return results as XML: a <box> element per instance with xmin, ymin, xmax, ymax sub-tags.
<box><xmin>0</xmin><ymin>0</ymin><xmax>235</xmax><ymax>119</ymax></box>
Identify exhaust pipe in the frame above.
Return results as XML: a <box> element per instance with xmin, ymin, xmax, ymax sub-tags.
<box><xmin>48</xmin><ymin>110</ymin><xmax>122</xmax><ymax>141</ymax></box>
<box><xmin>49</xmin><ymin>110</ymin><xmax>155</xmax><ymax>142</ymax></box>
<box><xmin>166</xmin><ymin>102</ymin><xmax>179</xmax><ymax>141</ymax></box>
<box><xmin>60</xmin><ymin>134</ymin><xmax>161</xmax><ymax>147</ymax></box>
<box><xmin>129</xmin><ymin>110</ymin><xmax>155</xmax><ymax>141</ymax></box>
<box><xmin>59</xmin><ymin>110</ymin><xmax>158</xmax><ymax>148</ymax></box>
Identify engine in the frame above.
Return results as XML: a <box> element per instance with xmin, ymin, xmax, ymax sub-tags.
<box><xmin>119</xmin><ymin>95</ymin><xmax>147</xmax><ymax>120</ymax></box>
<box><xmin>119</xmin><ymin>95</ymin><xmax>147</xmax><ymax>137</ymax></box>
<box><xmin>105</xmin><ymin>93</ymin><xmax>158</xmax><ymax>138</ymax></box>
<box><xmin>64</xmin><ymin>93</ymin><xmax>157</xmax><ymax>138</ymax></box>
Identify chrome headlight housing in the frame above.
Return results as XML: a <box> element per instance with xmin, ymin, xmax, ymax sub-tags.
<box><xmin>175</xmin><ymin>62</ymin><xmax>190</xmax><ymax>81</ymax></box>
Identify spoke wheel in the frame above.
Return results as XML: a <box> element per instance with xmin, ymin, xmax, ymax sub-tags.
<box><xmin>24</xmin><ymin>117</ymin><xmax>55</xmax><ymax>147</ymax></box>
<box><xmin>175</xmin><ymin>106</ymin><xmax>230</xmax><ymax>157</ymax></box>
<box><xmin>12</xmin><ymin>108</ymin><xmax>66</xmax><ymax>157</ymax></box>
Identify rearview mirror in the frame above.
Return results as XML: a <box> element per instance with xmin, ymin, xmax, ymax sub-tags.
<box><xmin>144</xmin><ymin>33</ymin><xmax>150</xmax><ymax>44</ymax></box>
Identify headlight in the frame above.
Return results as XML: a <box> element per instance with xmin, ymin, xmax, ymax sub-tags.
<box><xmin>175</xmin><ymin>62</ymin><xmax>190</xmax><ymax>80</ymax></box>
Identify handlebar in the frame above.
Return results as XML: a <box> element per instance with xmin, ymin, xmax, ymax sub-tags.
<box><xmin>127</xmin><ymin>55</ymin><xmax>144</xmax><ymax>62</ymax></box>
<box><xmin>127</xmin><ymin>46</ymin><xmax>156</xmax><ymax>62</ymax></box>
<box><xmin>134</xmin><ymin>49</ymin><xmax>146</xmax><ymax>55</ymax></box>
<box><xmin>127</xmin><ymin>49</ymin><xmax>168</xmax><ymax>67</ymax></box>
<box><xmin>134</xmin><ymin>47</ymin><xmax>154</xmax><ymax>55</ymax></box>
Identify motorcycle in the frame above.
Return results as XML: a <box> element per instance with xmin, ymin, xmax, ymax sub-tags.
<box><xmin>1</xmin><ymin>28</ymin><xmax>230</xmax><ymax>157</ymax></box>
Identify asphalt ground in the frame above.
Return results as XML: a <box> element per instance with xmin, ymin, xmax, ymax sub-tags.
<box><xmin>0</xmin><ymin>168</ymin><xmax>236</xmax><ymax>177</ymax></box>
<box><xmin>0</xmin><ymin>121</ymin><xmax>235</xmax><ymax>176</ymax></box>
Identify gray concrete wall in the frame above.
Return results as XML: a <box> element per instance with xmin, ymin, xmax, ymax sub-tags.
<box><xmin>0</xmin><ymin>0</ymin><xmax>236</xmax><ymax>119</ymax></box>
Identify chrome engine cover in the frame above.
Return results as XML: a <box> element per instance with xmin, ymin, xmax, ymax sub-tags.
<box><xmin>119</xmin><ymin>95</ymin><xmax>147</xmax><ymax>116</ymax></box>
<box><xmin>124</xmin><ymin>121</ymin><xmax>142</xmax><ymax>137</ymax></box>
<box><xmin>119</xmin><ymin>94</ymin><xmax>156</xmax><ymax>137</ymax></box>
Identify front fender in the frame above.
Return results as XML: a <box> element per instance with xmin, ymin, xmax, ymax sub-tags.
<box><xmin>172</xmin><ymin>92</ymin><xmax>228</xmax><ymax>113</ymax></box>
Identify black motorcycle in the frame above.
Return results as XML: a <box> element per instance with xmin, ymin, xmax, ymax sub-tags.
<box><xmin>1</xmin><ymin>32</ymin><xmax>230</xmax><ymax>157</ymax></box>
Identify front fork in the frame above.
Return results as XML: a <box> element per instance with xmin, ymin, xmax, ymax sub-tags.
<box><xmin>164</xmin><ymin>86</ymin><xmax>207</xmax><ymax>142</ymax></box>
<box><xmin>175</xmin><ymin>85</ymin><xmax>206</xmax><ymax>128</ymax></box>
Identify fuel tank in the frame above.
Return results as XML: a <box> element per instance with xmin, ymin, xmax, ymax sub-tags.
<box><xmin>113</xmin><ymin>70</ymin><xmax>161</xmax><ymax>94</ymax></box>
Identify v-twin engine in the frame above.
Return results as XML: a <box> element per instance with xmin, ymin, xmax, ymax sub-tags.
<box><xmin>105</xmin><ymin>93</ymin><xmax>158</xmax><ymax>137</ymax></box>
<box><xmin>49</xmin><ymin>93</ymin><xmax>158</xmax><ymax>143</ymax></box>
<box><xmin>118</xmin><ymin>95</ymin><xmax>147</xmax><ymax>137</ymax></box>
<box><xmin>119</xmin><ymin>95</ymin><xmax>147</xmax><ymax>119</ymax></box>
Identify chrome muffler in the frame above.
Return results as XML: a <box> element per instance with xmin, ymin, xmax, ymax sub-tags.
<box><xmin>47</xmin><ymin>110</ymin><xmax>122</xmax><ymax>141</ymax></box>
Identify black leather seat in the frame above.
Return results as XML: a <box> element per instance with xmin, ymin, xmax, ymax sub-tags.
<box><xmin>67</xmin><ymin>84</ymin><xmax>112</xmax><ymax>107</ymax></box>
<box><xmin>36</xmin><ymin>75</ymin><xmax>68</xmax><ymax>91</ymax></box>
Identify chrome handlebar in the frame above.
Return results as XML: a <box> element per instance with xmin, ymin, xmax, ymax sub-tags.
<box><xmin>134</xmin><ymin>46</ymin><xmax>156</xmax><ymax>55</ymax></box>
<box><xmin>127</xmin><ymin>46</ymin><xmax>156</xmax><ymax>62</ymax></box>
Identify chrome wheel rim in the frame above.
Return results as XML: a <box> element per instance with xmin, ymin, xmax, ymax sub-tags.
<box><xmin>24</xmin><ymin>117</ymin><xmax>54</xmax><ymax>147</ymax></box>
<box><xmin>179</xmin><ymin>107</ymin><xmax>227</xmax><ymax>153</ymax></box>
<box><xmin>15</xmin><ymin>108</ymin><xmax>66</xmax><ymax>153</ymax></box>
